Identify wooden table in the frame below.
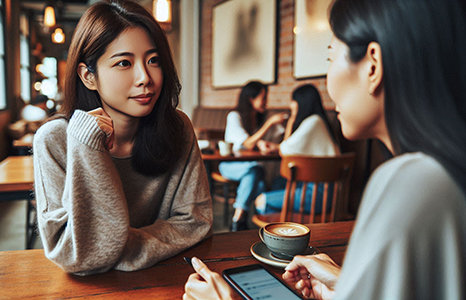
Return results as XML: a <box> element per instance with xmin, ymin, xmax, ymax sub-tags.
<box><xmin>0</xmin><ymin>221</ymin><xmax>354</xmax><ymax>299</ymax></box>
<box><xmin>202</xmin><ymin>149</ymin><xmax>280</xmax><ymax>162</ymax></box>
<box><xmin>0</xmin><ymin>155</ymin><xmax>36</xmax><ymax>249</ymax></box>
<box><xmin>12</xmin><ymin>133</ymin><xmax>34</xmax><ymax>155</ymax></box>
<box><xmin>0</xmin><ymin>156</ymin><xmax>34</xmax><ymax>194</ymax></box>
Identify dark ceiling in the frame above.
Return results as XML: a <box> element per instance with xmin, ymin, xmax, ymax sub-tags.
<box><xmin>19</xmin><ymin>0</ymin><xmax>151</xmax><ymax>60</ymax></box>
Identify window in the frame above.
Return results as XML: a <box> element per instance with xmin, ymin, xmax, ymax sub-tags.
<box><xmin>20</xmin><ymin>13</ymin><xmax>31</xmax><ymax>102</ymax></box>
<box><xmin>0</xmin><ymin>0</ymin><xmax>6</xmax><ymax>110</ymax></box>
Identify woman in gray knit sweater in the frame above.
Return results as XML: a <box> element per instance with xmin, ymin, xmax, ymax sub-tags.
<box><xmin>33</xmin><ymin>0</ymin><xmax>212</xmax><ymax>276</ymax></box>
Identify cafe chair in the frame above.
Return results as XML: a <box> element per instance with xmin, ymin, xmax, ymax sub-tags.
<box><xmin>211</xmin><ymin>170</ymin><xmax>239</xmax><ymax>227</ymax></box>
<box><xmin>252</xmin><ymin>153</ymin><xmax>355</xmax><ymax>227</ymax></box>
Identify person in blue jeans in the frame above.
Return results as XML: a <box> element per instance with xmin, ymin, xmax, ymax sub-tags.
<box><xmin>254</xmin><ymin>84</ymin><xmax>340</xmax><ymax>216</ymax></box>
<box><xmin>219</xmin><ymin>81</ymin><xmax>288</xmax><ymax>231</ymax></box>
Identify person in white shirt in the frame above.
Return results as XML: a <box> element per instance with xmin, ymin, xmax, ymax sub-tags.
<box><xmin>219</xmin><ymin>81</ymin><xmax>288</xmax><ymax>231</ymax></box>
<box><xmin>183</xmin><ymin>0</ymin><xmax>466</xmax><ymax>299</ymax></box>
<box><xmin>21</xmin><ymin>94</ymin><xmax>48</xmax><ymax>122</ymax></box>
<box><xmin>255</xmin><ymin>84</ymin><xmax>340</xmax><ymax>215</ymax></box>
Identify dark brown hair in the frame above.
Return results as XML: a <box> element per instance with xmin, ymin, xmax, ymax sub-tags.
<box><xmin>234</xmin><ymin>81</ymin><xmax>267</xmax><ymax>135</ymax></box>
<box><xmin>58</xmin><ymin>0</ymin><xmax>184</xmax><ymax>176</ymax></box>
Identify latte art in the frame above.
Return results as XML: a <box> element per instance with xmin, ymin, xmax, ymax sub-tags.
<box><xmin>276</xmin><ymin>228</ymin><xmax>300</xmax><ymax>236</ymax></box>
<box><xmin>266</xmin><ymin>223</ymin><xmax>309</xmax><ymax>236</ymax></box>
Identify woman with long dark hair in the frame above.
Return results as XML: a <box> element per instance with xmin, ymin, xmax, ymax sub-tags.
<box><xmin>33</xmin><ymin>0</ymin><xmax>212</xmax><ymax>275</ymax></box>
<box><xmin>183</xmin><ymin>0</ymin><xmax>466</xmax><ymax>298</ymax></box>
<box><xmin>219</xmin><ymin>81</ymin><xmax>288</xmax><ymax>231</ymax></box>
<box><xmin>255</xmin><ymin>83</ymin><xmax>340</xmax><ymax>215</ymax></box>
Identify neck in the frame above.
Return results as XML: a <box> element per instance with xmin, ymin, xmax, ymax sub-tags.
<box><xmin>109</xmin><ymin>113</ymin><xmax>140</xmax><ymax>158</ymax></box>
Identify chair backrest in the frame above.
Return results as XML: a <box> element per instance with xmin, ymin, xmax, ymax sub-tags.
<box><xmin>280</xmin><ymin>153</ymin><xmax>355</xmax><ymax>224</ymax></box>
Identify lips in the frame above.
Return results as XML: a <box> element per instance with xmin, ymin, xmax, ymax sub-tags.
<box><xmin>129</xmin><ymin>93</ymin><xmax>154</xmax><ymax>104</ymax></box>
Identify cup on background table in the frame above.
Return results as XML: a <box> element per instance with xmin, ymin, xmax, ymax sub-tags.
<box><xmin>218</xmin><ymin>141</ymin><xmax>233</xmax><ymax>156</ymax></box>
<box><xmin>259</xmin><ymin>222</ymin><xmax>310</xmax><ymax>259</ymax></box>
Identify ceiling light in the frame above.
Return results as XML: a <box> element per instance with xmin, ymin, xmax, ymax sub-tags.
<box><xmin>153</xmin><ymin>0</ymin><xmax>172</xmax><ymax>31</ymax></box>
<box><xmin>44</xmin><ymin>5</ymin><xmax>56</xmax><ymax>27</ymax></box>
<box><xmin>52</xmin><ymin>28</ymin><xmax>65</xmax><ymax>44</ymax></box>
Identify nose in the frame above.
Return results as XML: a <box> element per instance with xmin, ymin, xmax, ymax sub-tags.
<box><xmin>134</xmin><ymin>61</ymin><xmax>151</xmax><ymax>87</ymax></box>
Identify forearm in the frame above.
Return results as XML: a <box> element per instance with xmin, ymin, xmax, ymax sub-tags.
<box><xmin>115</xmin><ymin>201</ymin><xmax>212</xmax><ymax>271</ymax></box>
<box><xmin>241</xmin><ymin>121</ymin><xmax>273</xmax><ymax>150</ymax></box>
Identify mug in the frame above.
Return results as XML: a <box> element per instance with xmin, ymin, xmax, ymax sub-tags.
<box><xmin>259</xmin><ymin>222</ymin><xmax>310</xmax><ymax>259</ymax></box>
<box><xmin>218</xmin><ymin>141</ymin><xmax>233</xmax><ymax>156</ymax></box>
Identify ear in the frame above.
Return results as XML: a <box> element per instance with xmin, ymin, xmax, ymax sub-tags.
<box><xmin>366</xmin><ymin>42</ymin><xmax>383</xmax><ymax>95</ymax></box>
<box><xmin>77</xmin><ymin>62</ymin><xmax>97</xmax><ymax>91</ymax></box>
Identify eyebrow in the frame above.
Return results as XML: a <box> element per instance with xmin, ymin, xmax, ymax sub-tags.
<box><xmin>110</xmin><ymin>49</ymin><xmax>158</xmax><ymax>59</ymax></box>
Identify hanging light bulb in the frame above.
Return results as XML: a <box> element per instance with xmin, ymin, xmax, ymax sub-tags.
<box><xmin>153</xmin><ymin>0</ymin><xmax>172</xmax><ymax>30</ymax></box>
<box><xmin>44</xmin><ymin>5</ymin><xmax>56</xmax><ymax>27</ymax></box>
<box><xmin>52</xmin><ymin>28</ymin><xmax>65</xmax><ymax>44</ymax></box>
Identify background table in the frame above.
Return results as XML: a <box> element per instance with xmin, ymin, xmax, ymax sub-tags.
<box><xmin>0</xmin><ymin>221</ymin><xmax>354</xmax><ymax>299</ymax></box>
<box><xmin>0</xmin><ymin>155</ymin><xmax>36</xmax><ymax>249</ymax></box>
<box><xmin>202</xmin><ymin>149</ymin><xmax>280</xmax><ymax>162</ymax></box>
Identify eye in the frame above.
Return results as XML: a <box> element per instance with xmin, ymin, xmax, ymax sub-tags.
<box><xmin>116</xmin><ymin>60</ymin><xmax>131</xmax><ymax>67</ymax></box>
<box><xmin>148</xmin><ymin>56</ymin><xmax>160</xmax><ymax>66</ymax></box>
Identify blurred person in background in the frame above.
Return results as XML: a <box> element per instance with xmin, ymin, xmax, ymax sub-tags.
<box><xmin>255</xmin><ymin>83</ymin><xmax>340</xmax><ymax>216</ymax></box>
<box><xmin>219</xmin><ymin>81</ymin><xmax>288</xmax><ymax>231</ymax></box>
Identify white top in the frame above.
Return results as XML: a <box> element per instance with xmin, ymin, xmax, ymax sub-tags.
<box><xmin>335</xmin><ymin>153</ymin><xmax>466</xmax><ymax>300</ymax></box>
<box><xmin>280</xmin><ymin>115</ymin><xmax>340</xmax><ymax>156</ymax></box>
<box><xmin>21</xmin><ymin>105</ymin><xmax>47</xmax><ymax>122</ymax></box>
<box><xmin>224</xmin><ymin>111</ymin><xmax>284</xmax><ymax>152</ymax></box>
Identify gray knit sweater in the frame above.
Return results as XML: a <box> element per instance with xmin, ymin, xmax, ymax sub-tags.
<box><xmin>33</xmin><ymin>110</ymin><xmax>213</xmax><ymax>275</ymax></box>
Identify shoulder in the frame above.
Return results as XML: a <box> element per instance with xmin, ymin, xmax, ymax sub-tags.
<box><xmin>368</xmin><ymin>152</ymin><xmax>458</xmax><ymax>194</ymax></box>
<box><xmin>33</xmin><ymin>118</ymin><xmax>68</xmax><ymax>159</ymax></box>
<box><xmin>227</xmin><ymin>111</ymin><xmax>241</xmax><ymax>121</ymax></box>
<box><xmin>296</xmin><ymin>115</ymin><xmax>327</xmax><ymax>134</ymax></box>
<box><xmin>34</xmin><ymin>118</ymin><xmax>68</xmax><ymax>144</ymax></box>
<box><xmin>225</xmin><ymin>111</ymin><xmax>243</xmax><ymax>128</ymax></box>
<box><xmin>360</xmin><ymin>152</ymin><xmax>465</xmax><ymax>234</ymax></box>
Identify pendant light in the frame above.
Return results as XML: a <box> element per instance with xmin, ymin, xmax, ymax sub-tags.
<box><xmin>43</xmin><ymin>4</ymin><xmax>56</xmax><ymax>27</ymax></box>
<box><xmin>153</xmin><ymin>0</ymin><xmax>172</xmax><ymax>31</ymax></box>
<box><xmin>52</xmin><ymin>28</ymin><xmax>65</xmax><ymax>44</ymax></box>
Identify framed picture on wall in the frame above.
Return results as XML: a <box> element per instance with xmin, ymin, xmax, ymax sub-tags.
<box><xmin>211</xmin><ymin>0</ymin><xmax>277</xmax><ymax>88</ymax></box>
<box><xmin>293</xmin><ymin>0</ymin><xmax>333</xmax><ymax>79</ymax></box>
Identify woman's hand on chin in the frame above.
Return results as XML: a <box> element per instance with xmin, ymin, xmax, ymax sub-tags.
<box><xmin>88</xmin><ymin>108</ymin><xmax>114</xmax><ymax>150</ymax></box>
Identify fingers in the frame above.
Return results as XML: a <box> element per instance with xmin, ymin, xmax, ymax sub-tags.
<box><xmin>87</xmin><ymin>108</ymin><xmax>114</xmax><ymax>150</ymax></box>
<box><xmin>192</xmin><ymin>257</ymin><xmax>213</xmax><ymax>281</ymax></box>
<box><xmin>285</xmin><ymin>255</ymin><xmax>311</xmax><ymax>272</ymax></box>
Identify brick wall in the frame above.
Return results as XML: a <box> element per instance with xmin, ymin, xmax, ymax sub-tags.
<box><xmin>200</xmin><ymin>0</ymin><xmax>333</xmax><ymax>109</ymax></box>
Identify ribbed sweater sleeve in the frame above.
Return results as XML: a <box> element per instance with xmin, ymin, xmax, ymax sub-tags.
<box><xmin>34</xmin><ymin>110</ymin><xmax>130</xmax><ymax>275</ymax></box>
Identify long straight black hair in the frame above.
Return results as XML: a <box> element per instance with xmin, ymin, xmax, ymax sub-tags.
<box><xmin>234</xmin><ymin>81</ymin><xmax>268</xmax><ymax>135</ymax></box>
<box><xmin>329</xmin><ymin>0</ymin><xmax>466</xmax><ymax>195</ymax></box>
<box><xmin>57</xmin><ymin>0</ymin><xmax>184</xmax><ymax>177</ymax></box>
<box><xmin>291</xmin><ymin>84</ymin><xmax>333</xmax><ymax>138</ymax></box>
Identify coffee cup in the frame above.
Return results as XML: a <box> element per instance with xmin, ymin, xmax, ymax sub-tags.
<box><xmin>218</xmin><ymin>141</ymin><xmax>233</xmax><ymax>156</ymax></box>
<box><xmin>259</xmin><ymin>222</ymin><xmax>310</xmax><ymax>259</ymax></box>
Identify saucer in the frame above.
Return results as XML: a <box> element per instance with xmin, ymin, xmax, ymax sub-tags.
<box><xmin>250</xmin><ymin>241</ymin><xmax>318</xmax><ymax>268</ymax></box>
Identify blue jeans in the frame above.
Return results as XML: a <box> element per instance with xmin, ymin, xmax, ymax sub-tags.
<box><xmin>256</xmin><ymin>176</ymin><xmax>333</xmax><ymax>215</ymax></box>
<box><xmin>219</xmin><ymin>161</ymin><xmax>266</xmax><ymax>211</ymax></box>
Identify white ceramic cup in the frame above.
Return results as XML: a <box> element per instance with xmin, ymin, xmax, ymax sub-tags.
<box><xmin>218</xmin><ymin>141</ymin><xmax>233</xmax><ymax>156</ymax></box>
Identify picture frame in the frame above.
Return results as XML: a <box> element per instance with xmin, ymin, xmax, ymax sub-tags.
<box><xmin>211</xmin><ymin>0</ymin><xmax>277</xmax><ymax>88</ymax></box>
<box><xmin>293</xmin><ymin>0</ymin><xmax>333</xmax><ymax>79</ymax></box>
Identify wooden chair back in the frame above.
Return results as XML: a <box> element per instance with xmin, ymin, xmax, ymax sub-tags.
<box><xmin>252</xmin><ymin>153</ymin><xmax>355</xmax><ymax>227</ymax></box>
